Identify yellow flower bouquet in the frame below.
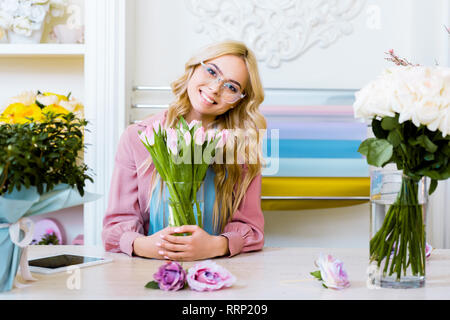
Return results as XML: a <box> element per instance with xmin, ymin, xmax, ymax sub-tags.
<box><xmin>0</xmin><ymin>91</ymin><xmax>99</xmax><ymax>292</ymax></box>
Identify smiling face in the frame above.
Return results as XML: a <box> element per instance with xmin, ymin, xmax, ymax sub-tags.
<box><xmin>186</xmin><ymin>54</ymin><xmax>249</xmax><ymax>127</ymax></box>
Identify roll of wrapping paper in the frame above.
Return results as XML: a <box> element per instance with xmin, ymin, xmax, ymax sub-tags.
<box><xmin>261</xmin><ymin>177</ymin><xmax>370</xmax><ymax>210</ymax></box>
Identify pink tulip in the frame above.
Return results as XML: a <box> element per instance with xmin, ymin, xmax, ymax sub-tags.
<box><xmin>166</xmin><ymin>128</ymin><xmax>178</xmax><ymax>155</ymax></box>
<box><xmin>314</xmin><ymin>254</ymin><xmax>350</xmax><ymax>290</ymax></box>
<box><xmin>188</xmin><ymin>120</ymin><xmax>201</xmax><ymax>130</ymax></box>
<box><xmin>184</xmin><ymin>131</ymin><xmax>191</xmax><ymax>145</ymax></box>
<box><xmin>153</xmin><ymin>120</ymin><xmax>161</xmax><ymax>133</ymax></box>
<box><xmin>144</xmin><ymin>125</ymin><xmax>155</xmax><ymax>146</ymax></box>
<box><xmin>206</xmin><ymin>129</ymin><xmax>217</xmax><ymax>143</ymax></box>
<box><xmin>193</xmin><ymin>127</ymin><xmax>206</xmax><ymax>145</ymax></box>
<box><xmin>186</xmin><ymin>260</ymin><xmax>236</xmax><ymax>292</ymax></box>
<box><xmin>216</xmin><ymin>129</ymin><xmax>230</xmax><ymax>149</ymax></box>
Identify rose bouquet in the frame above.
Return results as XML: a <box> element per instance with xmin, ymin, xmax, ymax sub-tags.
<box><xmin>353</xmin><ymin>65</ymin><xmax>450</xmax><ymax>283</ymax></box>
<box><xmin>139</xmin><ymin>117</ymin><xmax>228</xmax><ymax>230</ymax></box>
<box><xmin>0</xmin><ymin>91</ymin><xmax>99</xmax><ymax>292</ymax></box>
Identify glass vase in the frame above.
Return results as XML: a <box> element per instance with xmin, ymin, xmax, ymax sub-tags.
<box><xmin>369</xmin><ymin>169</ymin><xmax>428</xmax><ymax>289</ymax></box>
<box><xmin>162</xmin><ymin>181</ymin><xmax>205</xmax><ymax>233</ymax></box>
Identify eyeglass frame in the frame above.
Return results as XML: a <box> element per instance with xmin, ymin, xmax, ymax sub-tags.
<box><xmin>199</xmin><ymin>61</ymin><xmax>246</xmax><ymax>104</ymax></box>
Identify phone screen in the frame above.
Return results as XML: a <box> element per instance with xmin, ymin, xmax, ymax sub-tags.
<box><xmin>28</xmin><ymin>254</ymin><xmax>104</xmax><ymax>269</ymax></box>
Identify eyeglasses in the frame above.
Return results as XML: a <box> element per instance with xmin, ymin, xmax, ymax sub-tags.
<box><xmin>200</xmin><ymin>61</ymin><xmax>246</xmax><ymax>104</ymax></box>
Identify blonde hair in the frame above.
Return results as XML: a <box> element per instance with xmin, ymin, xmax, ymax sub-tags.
<box><xmin>142</xmin><ymin>40</ymin><xmax>267</xmax><ymax>234</ymax></box>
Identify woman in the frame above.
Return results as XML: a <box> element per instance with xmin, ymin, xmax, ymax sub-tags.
<box><xmin>102</xmin><ymin>40</ymin><xmax>267</xmax><ymax>261</ymax></box>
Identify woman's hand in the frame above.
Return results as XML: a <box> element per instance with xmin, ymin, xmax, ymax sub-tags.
<box><xmin>156</xmin><ymin>225</ymin><xmax>230</xmax><ymax>261</ymax></box>
<box><xmin>132</xmin><ymin>227</ymin><xmax>175</xmax><ymax>259</ymax></box>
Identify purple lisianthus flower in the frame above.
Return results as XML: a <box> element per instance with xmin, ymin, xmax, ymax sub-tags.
<box><xmin>153</xmin><ymin>261</ymin><xmax>186</xmax><ymax>291</ymax></box>
<box><xmin>187</xmin><ymin>260</ymin><xmax>236</xmax><ymax>292</ymax></box>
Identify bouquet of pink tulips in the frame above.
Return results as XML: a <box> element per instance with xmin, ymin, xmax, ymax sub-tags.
<box><xmin>139</xmin><ymin>117</ymin><xmax>229</xmax><ymax>229</ymax></box>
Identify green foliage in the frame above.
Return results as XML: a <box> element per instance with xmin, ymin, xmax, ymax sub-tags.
<box><xmin>144</xmin><ymin>281</ymin><xmax>160</xmax><ymax>289</ymax></box>
<box><xmin>358</xmin><ymin>114</ymin><xmax>450</xmax><ymax>195</ymax></box>
<box><xmin>33</xmin><ymin>232</ymin><xmax>60</xmax><ymax>245</ymax></box>
<box><xmin>0</xmin><ymin>112</ymin><xmax>93</xmax><ymax>196</ymax></box>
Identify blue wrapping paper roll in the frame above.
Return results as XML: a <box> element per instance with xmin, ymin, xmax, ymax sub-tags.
<box><xmin>0</xmin><ymin>184</ymin><xmax>101</xmax><ymax>292</ymax></box>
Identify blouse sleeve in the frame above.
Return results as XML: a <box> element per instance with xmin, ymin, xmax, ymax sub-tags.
<box><xmin>220</xmin><ymin>173</ymin><xmax>264</xmax><ymax>257</ymax></box>
<box><xmin>102</xmin><ymin>126</ymin><xmax>145</xmax><ymax>256</ymax></box>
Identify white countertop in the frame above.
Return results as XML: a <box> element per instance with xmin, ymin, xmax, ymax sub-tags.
<box><xmin>1</xmin><ymin>245</ymin><xmax>450</xmax><ymax>300</ymax></box>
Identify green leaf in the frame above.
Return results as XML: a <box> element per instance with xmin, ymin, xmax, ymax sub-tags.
<box><xmin>179</xmin><ymin>116</ymin><xmax>190</xmax><ymax>131</ymax></box>
<box><xmin>429</xmin><ymin>179</ymin><xmax>438</xmax><ymax>196</ymax></box>
<box><xmin>144</xmin><ymin>281</ymin><xmax>160</xmax><ymax>289</ymax></box>
<box><xmin>381</xmin><ymin>117</ymin><xmax>398</xmax><ymax>131</ymax></box>
<box><xmin>35</xmin><ymin>99</ymin><xmax>45</xmax><ymax>109</ymax></box>
<box><xmin>310</xmin><ymin>270</ymin><xmax>322</xmax><ymax>281</ymax></box>
<box><xmin>357</xmin><ymin>138</ymin><xmax>375</xmax><ymax>157</ymax></box>
<box><xmin>387</xmin><ymin>130</ymin><xmax>402</xmax><ymax>147</ymax></box>
<box><xmin>443</xmin><ymin>143</ymin><xmax>450</xmax><ymax>157</ymax></box>
<box><xmin>359</xmin><ymin>138</ymin><xmax>393</xmax><ymax>167</ymax></box>
<box><xmin>371</xmin><ymin>119</ymin><xmax>388</xmax><ymax>139</ymax></box>
<box><xmin>417</xmin><ymin>135</ymin><xmax>438</xmax><ymax>153</ymax></box>
<box><xmin>420</xmin><ymin>170</ymin><xmax>442</xmax><ymax>180</ymax></box>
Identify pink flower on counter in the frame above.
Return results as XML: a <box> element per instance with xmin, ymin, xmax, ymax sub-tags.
<box><xmin>426</xmin><ymin>243</ymin><xmax>433</xmax><ymax>259</ymax></box>
<box><xmin>153</xmin><ymin>261</ymin><xmax>187</xmax><ymax>291</ymax></box>
<box><xmin>187</xmin><ymin>260</ymin><xmax>236</xmax><ymax>292</ymax></box>
<box><xmin>311</xmin><ymin>254</ymin><xmax>350</xmax><ymax>290</ymax></box>
<box><xmin>45</xmin><ymin>228</ymin><xmax>55</xmax><ymax>235</ymax></box>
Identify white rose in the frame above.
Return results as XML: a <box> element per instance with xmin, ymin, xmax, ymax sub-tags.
<box><xmin>29</xmin><ymin>3</ymin><xmax>48</xmax><ymax>23</ymax></box>
<box><xmin>8</xmin><ymin>91</ymin><xmax>37</xmax><ymax>106</ymax></box>
<box><xmin>12</xmin><ymin>16</ymin><xmax>32</xmax><ymax>36</ymax></box>
<box><xmin>17</xmin><ymin>1</ymin><xmax>32</xmax><ymax>18</ymax></box>
<box><xmin>1</xmin><ymin>0</ymin><xmax>19</xmax><ymax>14</ymax></box>
<box><xmin>438</xmin><ymin>111</ymin><xmax>450</xmax><ymax>137</ymax></box>
<box><xmin>36</xmin><ymin>94</ymin><xmax>59</xmax><ymax>106</ymax></box>
<box><xmin>353</xmin><ymin>65</ymin><xmax>450</xmax><ymax>137</ymax></box>
<box><xmin>353</xmin><ymin>74</ymin><xmax>396</xmax><ymax>120</ymax></box>
<box><xmin>0</xmin><ymin>11</ymin><xmax>13</xmax><ymax>29</ymax></box>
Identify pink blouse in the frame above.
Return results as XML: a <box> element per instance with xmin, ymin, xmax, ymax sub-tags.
<box><xmin>102</xmin><ymin>110</ymin><xmax>264</xmax><ymax>257</ymax></box>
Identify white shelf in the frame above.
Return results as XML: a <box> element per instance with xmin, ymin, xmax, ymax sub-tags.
<box><xmin>0</xmin><ymin>44</ymin><xmax>85</xmax><ymax>57</ymax></box>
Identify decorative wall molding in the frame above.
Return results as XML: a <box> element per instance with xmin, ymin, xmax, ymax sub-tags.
<box><xmin>185</xmin><ymin>0</ymin><xmax>366</xmax><ymax>68</ymax></box>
